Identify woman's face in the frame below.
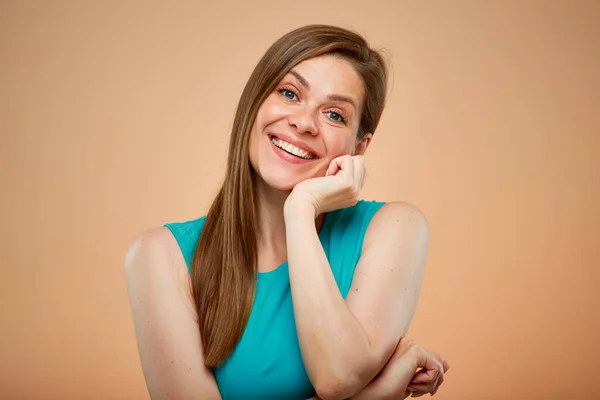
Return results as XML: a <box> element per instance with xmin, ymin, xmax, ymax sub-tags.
<box><xmin>248</xmin><ymin>54</ymin><xmax>371</xmax><ymax>192</ymax></box>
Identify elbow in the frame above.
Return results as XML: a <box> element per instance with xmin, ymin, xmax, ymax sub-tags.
<box><xmin>314</xmin><ymin>379</ymin><xmax>355</xmax><ymax>400</ymax></box>
<box><xmin>313</xmin><ymin>364</ymin><xmax>373</xmax><ymax>400</ymax></box>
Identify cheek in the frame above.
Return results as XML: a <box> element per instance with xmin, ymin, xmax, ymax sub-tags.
<box><xmin>254</xmin><ymin>109</ymin><xmax>267</xmax><ymax>130</ymax></box>
<box><xmin>255</xmin><ymin>98</ymin><xmax>283</xmax><ymax>129</ymax></box>
<box><xmin>325</xmin><ymin>135</ymin><xmax>357</xmax><ymax>158</ymax></box>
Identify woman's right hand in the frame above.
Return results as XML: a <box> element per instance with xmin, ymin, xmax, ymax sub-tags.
<box><xmin>349</xmin><ymin>338</ymin><xmax>450</xmax><ymax>399</ymax></box>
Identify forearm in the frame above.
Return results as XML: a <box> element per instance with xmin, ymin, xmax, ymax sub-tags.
<box><xmin>285</xmin><ymin>204</ymin><xmax>377</xmax><ymax>398</ymax></box>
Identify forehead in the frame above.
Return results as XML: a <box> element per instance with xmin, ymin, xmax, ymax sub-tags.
<box><xmin>289</xmin><ymin>55</ymin><xmax>364</xmax><ymax>105</ymax></box>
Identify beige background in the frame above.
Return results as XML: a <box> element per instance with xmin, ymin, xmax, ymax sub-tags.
<box><xmin>1</xmin><ymin>1</ymin><xmax>598</xmax><ymax>399</ymax></box>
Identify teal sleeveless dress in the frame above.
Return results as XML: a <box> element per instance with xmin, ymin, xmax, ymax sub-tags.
<box><xmin>164</xmin><ymin>199</ymin><xmax>385</xmax><ymax>400</ymax></box>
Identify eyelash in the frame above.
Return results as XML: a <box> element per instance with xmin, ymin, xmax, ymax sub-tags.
<box><xmin>277</xmin><ymin>86</ymin><xmax>348</xmax><ymax>125</ymax></box>
<box><xmin>327</xmin><ymin>111</ymin><xmax>347</xmax><ymax>124</ymax></box>
<box><xmin>278</xmin><ymin>87</ymin><xmax>299</xmax><ymax>101</ymax></box>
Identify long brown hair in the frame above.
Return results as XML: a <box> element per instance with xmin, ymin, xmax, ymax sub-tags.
<box><xmin>191</xmin><ymin>24</ymin><xmax>389</xmax><ymax>367</ymax></box>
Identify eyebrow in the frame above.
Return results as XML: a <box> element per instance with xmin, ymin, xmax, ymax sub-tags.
<box><xmin>289</xmin><ymin>70</ymin><xmax>358</xmax><ymax>111</ymax></box>
<box><xmin>290</xmin><ymin>70</ymin><xmax>310</xmax><ymax>89</ymax></box>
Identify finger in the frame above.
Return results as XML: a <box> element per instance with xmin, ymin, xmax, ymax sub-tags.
<box><xmin>411</xmin><ymin>391</ymin><xmax>430</xmax><ymax>398</ymax></box>
<box><xmin>409</xmin><ymin>344</ymin><xmax>439</xmax><ymax>371</ymax></box>
<box><xmin>426</xmin><ymin>373</ymin><xmax>444</xmax><ymax>396</ymax></box>
<box><xmin>408</xmin><ymin>389</ymin><xmax>434</xmax><ymax>397</ymax></box>
<box><xmin>327</xmin><ymin>155</ymin><xmax>353</xmax><ymax>177</ymax></box>
<box><xmin>407</xmin><ymin>380</ymin><xmax>438</xmax><ymax>394</ymax></box>
<box><xmin>431</xmin><ymin>374</ymin><xmax>444</xmax><ymax>395</ymax></box>
<box><xmin>326</xmin><ymin>160</ymin><xmax>339</xmax><ymax>177</ymax></box>
<box><xmin>411</xmin><ymin>370</ymin><xmax>433</xmax><ymax>383</ymax></box>
<box><xmin>429</xmin><ymin>366</ymin><xmax>446</xmax><ymax>396</ymax></box>
<box><xmin>437</xmin><ymin>369</ymin><xmax>446</xmax><ymax>387</ymax></box>
<box><xmin>351</xmin><ymin>155</ymin><xmax>365</xmax><ymax>187</ymax></box>
<box><xmin>408</xmin><ymin>370</ymin><xmax>441</xmax><ymax>390</ymax></box>
<box><xmin>419</xmin><ymin>361</ymin><xmax>442</xmax><ymax>382</ymax></box>
<box><xmin>428</xmin><ymin>360</ymin><xmax>448</xmax><ymax>395</ymax></box>
<box><xmin>414</xmin><ymin>356</ymin><xmax>447</xmax><ymax>387</ymax></box>
<box><xmin>407</xmin><ymin>352</ymin><xmax>443</xmax><ymax>395</ymax></box>
<box><xmin>442</xmin><ymin>360</ymin><xmax>451</xmax><ymax>372</ymax></box>
<box><xmin>361</xmin><ymin>166</ymin><xmax>367</xmax><ymax>189</ymax></box>
<box><xmin>412</xmin><ymin>361</ymin><xmax>442</xmax><ymax>383</ymax></box>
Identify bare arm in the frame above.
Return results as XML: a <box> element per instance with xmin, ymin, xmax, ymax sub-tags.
<box><xmin>285</xmin><ymin>201</ymin><xmax>428</xmax><ymax>399</ymax></box>
<box><xmin>125</xmin><ymin>227</ymin><xmax>222</xmax><ymax>400</ymax></box>
<box><xmin>308</xmin><ymin>338</ymin><xmax>450</xmax><ymax>400</ymax></box>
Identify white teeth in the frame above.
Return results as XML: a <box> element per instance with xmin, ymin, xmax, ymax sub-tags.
<box><xmin>271</xmin><ymin>137</ymin><xmax>314</xmax><ymax>159</ymax></box>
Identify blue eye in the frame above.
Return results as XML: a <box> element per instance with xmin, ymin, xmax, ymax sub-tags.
<box><xmin>279</xmin><ymin>89</ymin><xmax>297</xmax><ymax>100</ymax></box>
<box><xmin>327</xmin><ymin>112</ymin><xmax>346</xmax><ymax>124</ymax></box>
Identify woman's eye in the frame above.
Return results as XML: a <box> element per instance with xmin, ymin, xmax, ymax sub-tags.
<box><xmin>280</xmin><ymin>89</ymin><xmax>297</xmax><ymax>100</ymax></box>
<box><xmin>327</xmin><ymin>112</ymin><xmax>346</xmax><ymax>124</ymax></box>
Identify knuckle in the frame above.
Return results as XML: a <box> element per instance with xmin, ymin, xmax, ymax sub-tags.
<box><xmin>407</xmin><ymin>341</ymin><xmax>422</xmax><ymax>353</ymax></box>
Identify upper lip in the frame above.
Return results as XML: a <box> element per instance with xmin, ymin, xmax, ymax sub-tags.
<box><xmin>268</xmin><ymin>133</ymin><xmax>320</xmax><ymax>158</ymax></box>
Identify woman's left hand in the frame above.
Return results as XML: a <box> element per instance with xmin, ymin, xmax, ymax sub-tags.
<box><xmin>285</xmin><ymin>155</ymin><xmax>367</xmax><ymax>216</ymax></box>
<box><xmin>305</xmin><ymin>337</ymin><xmax>450</xmax><ymax>399</ymax></box>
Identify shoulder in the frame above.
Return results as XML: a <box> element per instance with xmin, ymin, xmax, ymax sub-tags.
<box><xmin>370</xmin><ymin>201</ymin><xmax>428</xmax><ymax>227</ymax></box>
<box><xmin>363</xmin><ymin>201</ymin><xmax>429</xmax><ymax>249</ymax></box>
<box><xmin>124</xmin><ymin>226</ymin><xmax>190</xmax><ymax>287</ymax></box>
<box><xmin>327</xmin><ymin>199</ymin><xmax>386</xmax><ymax>231</ymax></box>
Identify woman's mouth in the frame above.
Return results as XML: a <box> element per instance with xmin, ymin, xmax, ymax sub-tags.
<box><xmin>270</xmin><ymin>137</ymin><xmax>316</xmax><ymax>160</ymax></box>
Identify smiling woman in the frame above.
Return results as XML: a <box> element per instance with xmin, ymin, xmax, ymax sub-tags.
<box><xmin>125</xmin><ymin>25</ymin><xmax>449</xmax><ymax>400</ymax></box>
<box><xmin>249</xmin><ymin>55</ymin><xmax>366</xmax><ymax>190</ymax></box>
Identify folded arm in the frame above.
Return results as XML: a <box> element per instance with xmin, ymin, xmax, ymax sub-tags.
<box><xmin>285</xmin><ymin>201</ymin><xmax>429</xmax><ymax>400</ymax></box>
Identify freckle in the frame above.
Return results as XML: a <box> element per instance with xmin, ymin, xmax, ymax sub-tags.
<box><xmin>390</xmin><ymin>268</ymin><xmax>394</xmax><ymax>272</ymax></box>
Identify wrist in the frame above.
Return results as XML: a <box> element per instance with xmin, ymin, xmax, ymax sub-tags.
<box><xmin>284</xmin><ymin>191</ymin><xmax>317</xmax><ymax>219</ymax></box>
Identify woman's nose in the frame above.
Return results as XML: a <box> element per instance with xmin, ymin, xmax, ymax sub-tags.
<box><xmin>287</xmin><ymin>108</ymin><xmax>318</xmax><ymax>136</ymax></box>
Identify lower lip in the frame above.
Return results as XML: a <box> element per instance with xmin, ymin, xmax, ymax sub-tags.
<box><xmin>269</xmin><ymin>137</ymin><xmax>316</xmax><ymax>164</ymax></box>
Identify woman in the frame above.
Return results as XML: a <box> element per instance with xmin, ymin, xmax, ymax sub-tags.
<box><xmin>125</xmin><ymin>25</ymin><xmax>449</xmax><ymax>399</ymax></box>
